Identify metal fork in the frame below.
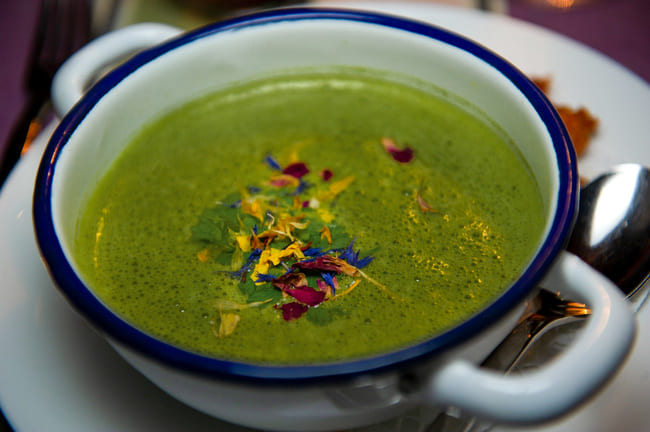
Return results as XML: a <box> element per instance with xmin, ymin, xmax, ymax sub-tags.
<box><xmin>425</xmin><ymin>289</ymin><xmax>591</xmax><ymax>432</ymax></box>
<box><xmin>0</xmin><ymin>0</ymin><xmax>92</xmax><ymax>185</ymax></box>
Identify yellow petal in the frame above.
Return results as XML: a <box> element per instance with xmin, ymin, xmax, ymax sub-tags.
<box><xmin>319</xmin><ymin>226</ymin><xmax>332</xmax><ymax>245</ymax></box>
<box><xmin>269</xmin><ymin>243</ymin><xmax>305</xmax><ymax>265</ymax></box>
<box><xmin>252</xmin><ymin>254</ymin><xmax>272</xmax><ymax>285</ymax></box>
<box><xmin>197</xmin><ymin>248</ymin><xmax>210</xmax><ymax>263</ymax></box>
<box><xmin>251</xmin><ymin>242</ymin><xmax>306</xmax><ymax>284</ymax></box>
<box><xmin>332</xmin><ymin>279</ymin><xmax>360</xmax><ymax>300</ymax></box>
<box><xmin>207</xmin><ymin>298</ymin><xmax>272</xmax><ymax>310</ymax></box>
<box><xmin>317</xmin><ymin>208</ymin><xmax>335</xmax><ymax>224</ymax></box>
<box><xmin>231</xmin><ymin>246</ymin><xmax>244</xmax><ymax>271</ymax></box>
<box><xmin>241</xmin><ymin>198</ymin><xmax>265</xmax><ymax>221</ymax></box>
<box><xmin>236</xmin><ymin>234</ymin><xmax>252</xmax><ymax>252</ymax></box>
<box><xmin>283</xmin><ymin>242</ymin><xmax>306</xmax><ymax>260</ymax></box>
<box><xmin>328</xmin><ymin>175</ymin><xmax>355</xmax><ymax>196</ymax></box>
<box><xmin>289</xmin><ymin>220</ymin><xmax>309</xmax><ymax>230</ymax></box>
<box><xmin>218</xmin><ymin>312</ymin><xmax>240</xmax><ymax>338</ymax></box>
<box><xmin>316</xmin><ymin>176</ymin><xmax>354</xmax><ymax>201</ymax></box>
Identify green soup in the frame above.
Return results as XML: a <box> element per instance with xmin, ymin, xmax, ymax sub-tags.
<box><xmin>74</xmin><ymin>69</ymin><xmax>545</xmax><ymax>364</ymax></box>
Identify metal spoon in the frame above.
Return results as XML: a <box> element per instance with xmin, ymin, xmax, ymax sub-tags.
<box><xmin>566</xmin><ymin>163</ymin><xmax>650</xmax><ymax>310</ymax></box>
<box><xmin>426</xmin><ymin>164</ymin><xmax>650</xmax><ymax>432</ymax></box>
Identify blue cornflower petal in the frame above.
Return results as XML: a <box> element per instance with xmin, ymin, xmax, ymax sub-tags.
<box><xmin>293</xmin><ymin>179</ymin><xmax>311</xmax><ymax>196</ymax></box>
<box><xmin>356</xmin><ymin>255</ymin><xmax>374</xmax><ymax>269</ymax></box>
<box><xmin>302</xmin><ymin>247</ymin><xmax>325</xmax><ymax>257</ymax></box>
<box><xmin>255</xmin><ymin>273</ymin><xmax>276</xmax><ymax>283</ymax></box>
<box><xmin>321</xmin><ymin>272</ymin><xmax>336</xmax><ymax>295</ymax></box>
<box><xmin>229</xmin><ymin>248</ymin><xmax>263</xmax><ymax>279</ymax></box>
<box><xmin>264</xmin><ymin>154</ymin><xmax>282</xmax><ymax>171</ymax></box>
<box><xmin>339</xmin><ymin>239</ymin><xmax>359</xmax><ymax>266</ymax></box>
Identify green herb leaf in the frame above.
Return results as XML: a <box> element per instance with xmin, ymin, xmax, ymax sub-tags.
<box><xmin>191</xmin><ymin>205</ymin><xmax>239</xmax><ymax>246</ymax></box>
<box><xmin>239</xmin><ymin>277</ymin><xmax>282</xmax><ymax>305</ymax></box>
<box><xmin>248</xmin><ymin>284</ymin><xmax>282</xmax><ymax>304</ymax></box>
<box><xmin>306</xmin><ymin>306</ymin><xmax>345</xmax><ymax>325</ymax></box>
<box><xmin>329</xmin><ymin>224</ymin><xmax>352</xmax><ymax>249</ymax></box>
<box><xmin>238</xmin><ymin>277</ymin><xmax>257</xmax><ymax>296</ymax></box>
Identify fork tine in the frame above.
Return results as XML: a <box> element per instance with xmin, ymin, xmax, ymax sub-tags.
<box><xmin>25</xmin><ymin>0</ymin><xmax>53</xmax><ymax>92</ymax></box>
<box><xmin>56</xmin><ymin>0</ymin><xmax>91</xmax><ymax>65</ymax></box>
<box><xmin>36</xmin><ymin>0</ymin><xmax>91</xmax><ymax>91</ymax></box>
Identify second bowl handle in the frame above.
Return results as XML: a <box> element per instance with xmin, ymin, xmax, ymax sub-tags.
<box><xmin>421</xmin><ymin>251</ymin><xmax>635</xmax><ymax>424</ymax></box>
<box><xmin>51</xmin><ymin>23</ymin><xmax>183</xmax><ymax>118</ymax></box>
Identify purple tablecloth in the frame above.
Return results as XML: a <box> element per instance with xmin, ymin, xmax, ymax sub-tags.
<box><xmin>509</xmin><ymin>0</ymin><xmax>650</xmax><ymax>84</ymax></box>
<box><xmin>0</xmin><ymin>0</ymin><xmax>40</xmax><ymax>176</ymax></box>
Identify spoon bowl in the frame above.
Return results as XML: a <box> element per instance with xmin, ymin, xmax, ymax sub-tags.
<box><xmin>567</xmin><ymin>163</ymin><xmax>650</xmax><ymax>308</ymax></box>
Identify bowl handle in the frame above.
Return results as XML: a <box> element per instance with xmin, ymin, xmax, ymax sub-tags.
<box><xmin>51</xmin><ymin>23</ymin><xmax>183</xmax><ymax>117</ymax></box>
<box><xmin>421</xmin><ymin>251</ymin><xmax>636</xmax><ymax>424</ymax></box>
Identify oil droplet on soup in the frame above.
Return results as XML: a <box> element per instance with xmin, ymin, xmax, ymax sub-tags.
<box><xmin>73</xmin><ymin>69</ymin><xmax>545</xmax><ymax>364</ymax></box>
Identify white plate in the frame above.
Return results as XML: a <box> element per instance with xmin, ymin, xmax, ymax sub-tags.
<box><xmin>1</xmin><ymin>3</ymin><xmax>648</xmax><ymax>431</ymax></box>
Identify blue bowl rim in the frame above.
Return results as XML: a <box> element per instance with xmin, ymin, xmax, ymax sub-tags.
<box><xmin>32</xmin><ymin>7</ymin><xmax>578</xmax><ymax>384</ymax></box>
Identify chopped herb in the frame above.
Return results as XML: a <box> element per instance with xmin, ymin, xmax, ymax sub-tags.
<box><xmin>190</xmin><ymin>205</ymin><xmax>239</xmax><ymax>245</ymax></box>
<box><xmin>305</xmin><ymin>306</ymin><xmax>345</xmax><ymax>325</ymax></box>
<box><xmin>248</xmin><ymin>285</ymin><xmax>282</xmax><ymax>304</ymax></box>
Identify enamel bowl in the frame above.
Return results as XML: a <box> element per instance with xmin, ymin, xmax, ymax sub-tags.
<box><xmin>32</xmin><ymin>8</ymin><xmax>635</xmax><ymax>431</ymax></box>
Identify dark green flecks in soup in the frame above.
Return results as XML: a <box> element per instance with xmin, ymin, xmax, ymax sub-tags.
<box><xmin>74</xmin><ymin>69</ymin><xmax>545</xmax><ymax>364</ymax></box>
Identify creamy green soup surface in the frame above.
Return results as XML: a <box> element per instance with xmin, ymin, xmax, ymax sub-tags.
<box><xmin>74</xmin><ymin>69</ymin><xmax>545</xmax><ymax>364</ymax></box>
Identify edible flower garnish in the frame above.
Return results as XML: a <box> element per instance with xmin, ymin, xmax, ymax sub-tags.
<box><xmin>192</xmin><ymin>152</ymin><xmax>386</xmax><ymax>337</ymax></box>
<box><xmin>275</xmin><ymin>302</ymin><xmax>309</xmax><ymax>321</ymax></box>
<box><xmin>285</xmin><ymin>286</ymin><xmax>327</xmax><ymax>307</ymax></box>
<box><xmin>339</xmin><ymin>239</ymin><xmax>374</xmax><ymax>269</ymax></box>
<box><xmin>264</xmin><ymin>154</ymin><xmax>282</xmax><ymax>171</ymax></box>
<box><xmin>415</xmin><ymin>180</ymin><xmax>440</xmax><ymax>214</ymax></box>
<box><xmin>382</xmin><ymin>137</ymin><xmax>414</xmax><ymax>163</ymax></box>
<box><xmin>215</xmin><ymin>311</ymin><xmax>240</xmax><ymax>338</ymax></box>
<box><xmin>416</xmin><ymin>191</ymin><xmax>438</xmax><ymax>213</ymax></box>
<box><xmin>292</xmin><ymin>255</ymin><xmax>359</xmax><ymax>277</ymax></box>
<box><xmin>320</xmin><ymin>168</ymin><xmax>333</xmax><ymax>181</ymax></box>
<box><xmin>319</xmin><ymin>273</ymin><xmax>339</xmax><ymax>296</ymax></box>
<box><xmin>282</xmin><ymin>162</ymin><xmax>310</xmax><ymax>178</ymax></box>
<box><xmin>319</xmin><ymin>225</ymin><xmax>332</xmax><ymax>245</ymax></box>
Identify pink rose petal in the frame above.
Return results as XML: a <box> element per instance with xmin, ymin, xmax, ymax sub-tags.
<box><xmin>282</xmin><ymin>162</ymin><xmax>310</xmax><ymax>178</ymax></box>
<box><xmin>320</xmin><ymin>169</ymin><xmax>333</xmax><ymax>181</ymax></box>
<box><xmin>382</xmin><ymin>137</ymin><xmax>414</xmax><ymax>163</ymax></box>
<box><xmin>276</xmin><ymin>302</ymin><xmax>309</xmax><ymax>321</ymax></box>
<box><xmin>285</xmin><ymin>286</ymin><xmax>327</xmax><ymax>307</ymax></box>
